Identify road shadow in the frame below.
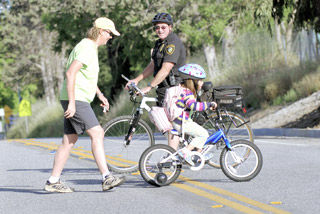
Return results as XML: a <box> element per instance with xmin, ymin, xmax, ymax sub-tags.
<box><xmin>68</xmin><ymin>178</ymin><xmax>155</xmax><ymax>189</ymax></box>
<box><xmin>6</xmin><ymin>168</ymin><xmax>157</xmax><ymax>191</ymax></box>
<box><xmin>0</xmin><ymin>187</ymin><xmax>54</xmax><ymax>195</ymax></box>
<box><xmin>7</xmin><ymin>168</ymin><xmax>99</xmax><ymax>175</ymax></box>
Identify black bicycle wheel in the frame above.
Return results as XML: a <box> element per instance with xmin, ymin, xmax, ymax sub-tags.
<box><xmin>139</xmin><ymin>144</ymin><xmax>182</xmax><ymax>187</ymax></box>
<box><xmin>204</xmin><ymin>112</ymin><xmax>254</xmax><ymax>168</ymax></box>
<box><xmin>220</xmin><ymin>140</ymin><xmax>263</xmax><ymax>182</ymax></box>
<box><xmin>103</xmin><ymin>115</ymin><xmax>155</xmax><ymax>173</ymax></box>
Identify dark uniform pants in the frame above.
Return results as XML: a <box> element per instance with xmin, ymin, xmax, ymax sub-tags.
<box><xmin>156</xmin><ymin>87</ymin><xmax>168</xmax><ymax>107</ymax></box>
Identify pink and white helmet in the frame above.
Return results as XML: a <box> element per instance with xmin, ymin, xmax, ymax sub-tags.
<box><xmin>178</xmin><ymin>64</ymin><xmax>206</xmax><ymax>80</ymax></box>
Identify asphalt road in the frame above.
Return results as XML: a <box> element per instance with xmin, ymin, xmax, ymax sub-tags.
<box><xmin>1</xmin><ymin>136</ymin><xmax>319</xmax><ymax>214</ymax></box>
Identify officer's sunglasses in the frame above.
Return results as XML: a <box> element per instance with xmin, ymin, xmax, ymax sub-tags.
<box><xmin>154</xmin><ymin>26</ymin><xmax>168</xmax><ymax>31</ymax></box>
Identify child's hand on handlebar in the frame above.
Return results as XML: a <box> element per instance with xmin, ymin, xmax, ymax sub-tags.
<box><xmin>210</xmin><ymin>102</ymin><xmax>218</xmax><ymax>110</ymax></box>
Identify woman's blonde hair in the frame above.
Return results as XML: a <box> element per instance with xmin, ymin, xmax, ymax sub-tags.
<box><xmin>181</xmin><ymin>79</ymin><xmax>200</xmax><ymax>97</ymax></box>
<box><xmin>87</xmin><ymin>27</ymin><xmax>100</xmax><ymax>41</ymax></box>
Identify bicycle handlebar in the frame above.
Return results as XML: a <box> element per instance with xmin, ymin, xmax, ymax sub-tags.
<box><xmin>121</xmin><ymin>74</ymin><xmax>145</xmax><ymax>96</ymax></box>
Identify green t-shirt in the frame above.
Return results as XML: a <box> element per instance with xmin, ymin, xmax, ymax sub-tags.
<box><xmin>60</xmin><ymin>38</ymin><xmax>99</xmax><ymax>103</ymax></box>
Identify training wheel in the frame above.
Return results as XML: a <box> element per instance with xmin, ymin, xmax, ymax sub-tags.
<box><xmin>155</xmin><ymin>172</ymin><xmax>168</xmax><ymax>186</ymax></box>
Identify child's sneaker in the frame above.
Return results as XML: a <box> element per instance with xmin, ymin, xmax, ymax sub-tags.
<box><xmin>44</xmin><ymin>180</ymin><xmax>74</xmax><ymax>193</ymax></box>
<box><xmin>170</xmin><ymin>129</ymin><xmax>179</xmax><ymax>136</ymax></box>
<box><xmin>102</xmin><ymin>174</ymin><xmax>126</xmax><ymax>191</ymax></box>
<box><xmin>177</xmin><ymin>148</ymin><xmax>194</xmax><ymax>166</ymax></box>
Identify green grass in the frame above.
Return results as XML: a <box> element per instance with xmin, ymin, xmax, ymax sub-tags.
<box><xmin>7</xmin><ymin>100</ymin><xmax>63</xmax><ymax>139</ymax></box>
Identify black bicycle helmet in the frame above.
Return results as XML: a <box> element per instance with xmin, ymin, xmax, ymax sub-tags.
<box><xmin>152</xmin><ymin>13</ymin><xmax>173</xmax><ymax>25</ymax></box>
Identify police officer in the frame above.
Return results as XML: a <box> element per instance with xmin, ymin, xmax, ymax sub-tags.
<box><xmin>127</xmin><ymin>12</ymin><xmax>186</xmax><ymax>106</ymax></box>
<box><xmin>126</xmin><ymin>13</ymin><xmax>186</xmax><ymax>150</ymax></box>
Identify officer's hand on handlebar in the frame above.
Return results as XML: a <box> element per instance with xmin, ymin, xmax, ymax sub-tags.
<box><xmin>125</xmin><ymin>79</ymin><xmax>139</xmax><ymax>90</ymax></box>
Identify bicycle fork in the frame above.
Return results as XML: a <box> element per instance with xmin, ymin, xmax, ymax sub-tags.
<box><xmin>124</xmin><ymin>109</ymin><xmax>142</xmax><ymax>146</ymax></box>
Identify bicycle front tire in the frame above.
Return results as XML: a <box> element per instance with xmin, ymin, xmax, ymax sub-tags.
<box><xmin>220</xmin><ymin>140</ymin><xmax>263</xmax><ymax>182</ymax></box>
<box><xmin>103</xmin><ymin>115</ymin><xmax>155</xmax><ymax>173</ymax></box>
<box><xmin>204</xmin><ymin>112</ymin><xmax>254</xmax><ymax>168</ymax></box>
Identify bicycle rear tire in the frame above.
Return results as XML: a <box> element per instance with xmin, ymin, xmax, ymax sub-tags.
<box><xmin>139</xmin><ymin>144</ymin><xmax>181</xmax><ymax>186</ymax></box>
<box><xmin>103</xmin><ymin>115</ymin><xmax>154</xmax><ymax>173</ymax></box>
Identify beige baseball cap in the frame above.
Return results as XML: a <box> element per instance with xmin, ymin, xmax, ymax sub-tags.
<box><xmin>94</xmin><ymin>17</ymin><xmax>120</xmax><ymax>36</ymax></box>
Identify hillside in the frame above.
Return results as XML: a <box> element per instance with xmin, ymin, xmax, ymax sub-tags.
<box><xmin>250</xmin><ymin>90</ymin><xmax>320</xmax><ymax>129</ymax></box>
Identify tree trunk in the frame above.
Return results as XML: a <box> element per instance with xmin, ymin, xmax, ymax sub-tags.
<box><xmin>45</xmin><ymin>54</ymin><xmax>56</xmax><ymax>104</ymax></box>
<box><xmin>54</xmin><ymin>50</ymin><xmax>66</xmax><ymax>95</ymax></box>
<box><xmin>285</xmin><ymin>18</ymin><xmax>294</xmax><ymax>54</ymax></box>
<box><xmin>316</xmin><ymin>32</ymin><xmax>320</xmax><ymax>60</ymax></box>
<box><xmin>203</xmin><ymin>44</ymin><xmax>219</xmax><ymax>78</ymax></box>
<box><xmin>274</xmin><ymin>17</ymin><xmax>286</xmax><ymax>63</ymax></box>
<box><xmin>39</xmin><ymin>30</ymin><xmax>57</xmax><ymax>104</ymax></box>
<box><xmin>308</xmin><ymin>29</ymin><xmax>316</xmax><ymax>61</ymax></box>
<box><xmin>222</xmin><ymin>25</ymin><xmax>235</xmax><ymax>66</ymax></box>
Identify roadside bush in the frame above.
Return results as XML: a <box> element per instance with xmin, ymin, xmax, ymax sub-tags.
<box><xmin>264</xmin><ymin>82</ymin><xmax>279</xmax><ymax>101</ymax></box>
<box><xmin>293</xmin><ymin>68</ymin><xmax>320</xmax><ymax>97</ymax></box>
<box><xmin>283</xmin><ymin>89</ymin><xmax>298</xmax><ymax>103</ymax></box>
<box><xmin>6</xmin><ymin>100</ymin><xmax>63</xmax><ymax>139</ymax></box>
<box><xmin>212</xmin><ymin>30</ymin><xmax>320</xmax><ymax>109</ymax></box>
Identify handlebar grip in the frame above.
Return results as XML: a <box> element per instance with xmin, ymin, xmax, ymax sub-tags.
<box><xmin>121</xmin><ymin>74</ymin><xmax>130</xmax><ymax>82</ymax></box>
<box><xmin>121</xmin><ymin>74</ymin><xmax>145</xmax><ymax>96</ymax></box>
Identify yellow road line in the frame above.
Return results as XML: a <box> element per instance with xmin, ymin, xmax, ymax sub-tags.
<box><xmin>211</xmin><ymin>205</ymin><xmax>223</xmax><ymax>208</ymax></box>
<box><xmin>9</xmin><ymin>139</ymin><xmax>138</xmax><ymax>167</ymax></box>
<box><xmin>270</xmin><ymin>202</ymin><xmax>283</xmax><ymax>205</ymax></box>
<box><xmin>26</xmin><ymin>139</ymin><xmax>137</xmax><ymax>165</ymax></box>
<box><xmin>172</xmin><ymin>182</ymin><xmax>264</xmax><ymax>214</ymax></box>
<box><xmin>178</xmin><ymin>176</ymin><xmax>290</xmax><ymax>214</ymax></box>
<box><xmin>10</xmin><ymin>139</ymin><xmax>132</xmax><ymax>168</ymax></box>
<box><xmin>8</xmin><ymin>139</ymin><xmax>290</xmax><ymax>214</ymax></box>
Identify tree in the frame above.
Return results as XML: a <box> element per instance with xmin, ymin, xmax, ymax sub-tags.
<box><xmin>43</xmin><ymin>0</ymin><xmax>180</xmax><ymax>101</ymax></box>
<box><xmin>272</xmin><ymin>0</ymin><xmax>320</xmax><ymax>58</ymax></box>
<box><xmin>0</xmin><ymin>0</ymin><xmax>65</xmax><ymax>104</ymax></box>
<box><xmin>176</xmin><ymin>0</ymin><xmax>273</xmax><ymax>77</ymax></box>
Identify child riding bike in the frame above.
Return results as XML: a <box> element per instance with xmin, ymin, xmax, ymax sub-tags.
<box><xmin>167</xmin><ymin>64</ymin><xmax>217</xmax><ymax>165</ymax></box>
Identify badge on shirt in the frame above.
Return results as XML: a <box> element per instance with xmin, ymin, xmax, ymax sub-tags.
<box><xmin>166</xmin><ymin>44</ymin><xmax>175</xmax><ymax>55</ymax></box>
<box><xmin>159</xmin><ymin>44</ymin><xmax>165</xmax><ymax>52</ymax></box>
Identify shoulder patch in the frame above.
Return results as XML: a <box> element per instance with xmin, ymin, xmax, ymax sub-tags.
<box><xmin>166</xmin><ymin>44</ymin><xmax>175</xmax><ymax>55</ymax></box>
